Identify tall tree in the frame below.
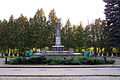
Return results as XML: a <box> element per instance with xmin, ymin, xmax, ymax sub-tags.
<box><xmin>104</xmin><ymin>0</ymin><xmax>120</xmax><ymax>49</ymax></box>
<box><xmin>30</xmin><ymin>8</ymin><xmax>47</xmax><ymax>48</ymax></box>
<box><xmin>48</xmin><ymin>9</ymin><xmax>59</xmax><ymax>48</ymax></box>
<box><xmin>84</xmin><ymin>24</ymin><xmax>91</xmax><ymax>49</ymax></box>
<box><xmin>74</xmin><ymin>23</ymin><xmax>84</xmax><ymax>51</ymax></box>
<box><xmin>15</xmin><ymin>14</ymin><xmax>29</xmax><ymax>53</ymax></box>
<box><xmin>62</xmin><ymin>19</ymin><xmax>74</xmax><ymax>49</ymax></box>
<box><xmin>0</xmin><ymin>19</ymin><xmax>8</xmax><ymax>54</ymax></box>
<box><xmin>8</xmin><ymin>15</ymin><xmax>16</xmax><ymax>54</ymax></box>
<box><xmin>90</xmin><ymin>19</ymin><xmax>107</xmax><ymax>54</ymax></box>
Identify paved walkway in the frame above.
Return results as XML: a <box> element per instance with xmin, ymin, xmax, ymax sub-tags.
<box><xmin>0</xmin><ymin>68</ymin><xmax>120</xmax><ymax>80</ymax></box>
<box><xmin>0</xmin><ymin>68</ymin><xmax>120</xmax><ymax>76</ymax></box>
<box><xmin>0</xmin><ymin>77</ymin><xmax>120</xmax><ymax>80</ymax></box>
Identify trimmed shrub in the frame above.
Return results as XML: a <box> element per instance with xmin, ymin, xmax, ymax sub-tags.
<box><xmin>52</xmin><ymin>57</ymin><xmax>65</xmax><ymax>64</ymax></box>
<box><xmin>64</xmin><ymin>57</ymin><xmax>74</xmax><ymax>65</ymax></box>
<box><xmin>105</xmin><ymin>60</ymin><xmax>115</xmax><ymax>64</ymax></box>
<box><xmin>49</xmin><ymin>61</ymin><xmax>56</xmax><ymax>65</ymax></box>
<box><xmin>8</xmin><ymin>56</ymin><xmax>115</xmax><ymax>65</ymax></box>
<box><xmin>8</xmin><ymin>57</ymin><xmax>27</xmax><ymax>64</ymax></box>
<box><xmin>45</xmin><ymin>57</ymin><xmax>53</xmax><ymax>64</ymax></box>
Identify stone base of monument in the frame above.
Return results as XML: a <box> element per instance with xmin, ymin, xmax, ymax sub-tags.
<box><xmin>33</xmin><ymin>51</ymin><xmax>70</xmax><ymax>56</ymax></box>
<box><xmin>33</xmin><ymin>52</ymin><xmax>81</xmax><ymax>56</ymax></box>
<box><xmin>51</xmin><ymin>45</ymin><xmax>64</xmax><ymax>51</ymax></box>
<box><xmin>45</xmin><ymin>51</ymin><xmax>70</xmax><ymax>55</ymax></box>
<box><xmin>33</xmin><ymin>49</ymin><xmax>81</xmax><ymax>56</ymax></box>
<box><xmin>33</xmin><ymin>48</ymin><xmax>81</xmax><ymax>56</ymax></box>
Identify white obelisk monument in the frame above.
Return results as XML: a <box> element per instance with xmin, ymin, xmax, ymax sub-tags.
<box><xmin>52</xmin><ymin>22</ymin><xmax>64</xmax><ymax>51</ymax></box>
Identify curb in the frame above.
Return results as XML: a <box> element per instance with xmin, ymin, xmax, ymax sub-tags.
<box><xmin>0</xmin><ymin>75</ymin><xmax>120</xmax><ymax>77</ymax></box>
<box><xmin>0</xmin><ymin>65</ymin><xmax>120</xmax><ymax>68</ymax></box>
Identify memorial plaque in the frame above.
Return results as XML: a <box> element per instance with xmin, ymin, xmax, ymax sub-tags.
<box><xmin>56</xmin><ymin>37</ymin><xmax>61</xmax><ymax>45</ymax></box>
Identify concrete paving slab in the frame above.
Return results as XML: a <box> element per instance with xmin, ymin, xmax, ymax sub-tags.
<box><xmin>0</xmin><ymin>68</ymin><xmax>120</xmax><ymax>76</ymax></box>
<box><xmin>0</xmin><ymin>77</ymin><xmax>120</xmax><ymax>80</ymax></box>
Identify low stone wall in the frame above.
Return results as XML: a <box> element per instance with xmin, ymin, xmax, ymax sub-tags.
<box><xmin>33</xmin><ymin>53</ymin><xmax>81</xmax><ymax>57</ymax></box>
<box><xmin>45</xmin><ymin>51</ymin><xmax>70</xmax><ymax>55</ymax></box>
<box><xmin>34</xmin><ymin>51</ymin><xmax>71</xmax><ymax>56</ymax></box>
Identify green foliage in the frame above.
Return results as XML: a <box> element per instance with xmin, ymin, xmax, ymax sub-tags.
<box><xmin>104</xmin><ymin>0</ymin><xmax>120</xmax><ymax>48</ymax></box>
<box><xmin>49</xmin><ymin>61</ymin><xmax>56</xmax><ymax>65</ymax></box>
<box><xmin>8</xmin><ymin>57</ymin><xmax>27</xmax><ymax>64</ymax></box>
<box><xmin>0</xmin><ymin>56</ymin><xmax>4</xmax><ymax>58</ymax></box>
<box><xmin>8</xmin><ymin>56</ymin><xmax>115</xmax><ymax>65</ymax></box>
<box><xmin>63</xmin><ymin>19</ymin><xmax>75</xmax><ymax>49</ymax></box>
<box><xmin>52</xmin><ymin>57</ymin><xmax>65</xmax><ymax>64</ymax></box>
<box><xmin>0</xmin><ymin>8</ymin><xmax>114</xmax><ymax>55</ymax></box>
<box><xmin>64</xmin><ymin>57</ymin><xmax>74</xmax><ymax>64</ymax></box>
<box><xmin>105</xmin><ymin>60</ymin><xmax>115</xmax><ymax>64</ymax></box>
<box><xmin>85</xmin><ymin>19</ymin><xmax>107</xmax><ymax>54</ymax></box>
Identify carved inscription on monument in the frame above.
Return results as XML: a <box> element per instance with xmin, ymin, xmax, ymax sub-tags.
<box><xmin>56</xmin><ymin>37</ymin><xmax>61</xmax><ymax>45</ymax></box>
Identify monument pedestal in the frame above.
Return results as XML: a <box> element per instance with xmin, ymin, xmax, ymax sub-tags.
<box><xmin>52</xmin><ymin>45</ymin><xmax>64</xmax><ymax>51</ymax></box>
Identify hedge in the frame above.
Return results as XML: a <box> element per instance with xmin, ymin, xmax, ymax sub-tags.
<box><xmin>8</xmin><ymin>56</ymin><xmax>115</xmax><ymax>65</ymax></box>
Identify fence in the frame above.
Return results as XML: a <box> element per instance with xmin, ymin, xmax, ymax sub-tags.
<box><xmin>0</xmin><ymin>52</ymin><xmax>119</xmax><ymax>57</ymax></box>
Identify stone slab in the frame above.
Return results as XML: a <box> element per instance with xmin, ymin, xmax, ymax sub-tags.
<box><xmin>0</xmin><ymin>77</ymin><xmax>120</xmax><ymax>80</ymax></box>
<box><xmin>52</xmin><ymin>45</ymin><xmax>64</xmax><ymax>47</ymax></box>
<box><xmin>33</xmin><ymin>51</ymin><xmax>81</xmax><ymax>56</ymax></box>
<box><xmin>0</xmin><ymin>68</ymin><xmax>120</xmax><ymax>76</ymax></box>
<box><xmin>51</xmin><ymin>45</ymin><xmax>64</xmax><ymax>51</ymax></box>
